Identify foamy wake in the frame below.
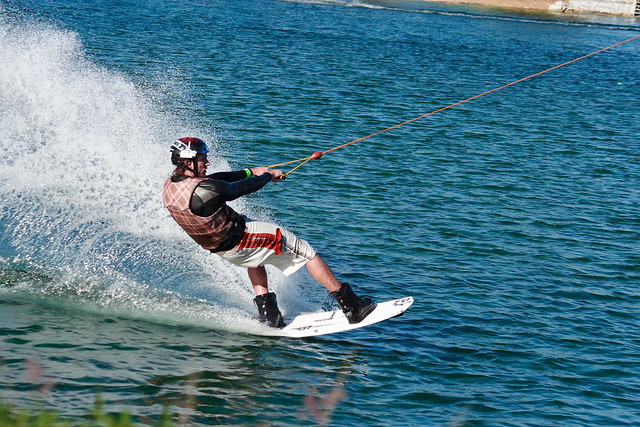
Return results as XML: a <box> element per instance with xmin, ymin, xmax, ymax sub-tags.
<box><xmin>0</xmin><ymin>13</ymin><xmax>317</xmax><ymax>334</ymax></box>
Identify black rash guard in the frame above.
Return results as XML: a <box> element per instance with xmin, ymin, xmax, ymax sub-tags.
<box><xmin>170</xmin><ymin>170</ymin><xmax>272</xmax><ymax>251</ymax></box>
<box><xmin>190</xmin><ymin>171</ymin><xmax>272</xmax><ymax>216</ymax></box>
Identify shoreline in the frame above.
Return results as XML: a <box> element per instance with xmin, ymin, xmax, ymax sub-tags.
<box><xmin>430</xmin><ymin>0</ymin><xmax>557</xmax><ymax>11</ymax></box>
<box><xmin>422</xmin><ymin>0</ymin><xmax>638</xmax><ymax>16</ymax></box>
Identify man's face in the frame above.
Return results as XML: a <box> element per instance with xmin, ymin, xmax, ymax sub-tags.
<box><xmin>193</xmin><ymin>154</ymin><xmax>210</xmax><ymax>177</ymax></box>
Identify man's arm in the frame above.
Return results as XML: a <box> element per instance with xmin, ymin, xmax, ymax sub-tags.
<box><xmin>191</xmin><ymin>173</ymin><xmax>273</xmax><ymax>216</ymax></box>
<box><xmin>210</xmin><ymin>173</ymin><xmax>273</xmax><ymax>202</ymax></box>
<box><xmin>206</xmin><ymin>169</ymin><xmax>251</xmax><ymax>182</ymax></box>
<box><xmin>206</xmin><ymin>167</ymin><xmax>282</xmax><ymax>182</ymax></box>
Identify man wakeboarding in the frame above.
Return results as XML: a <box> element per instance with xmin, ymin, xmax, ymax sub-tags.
<box><xmin>161</xmin><ymin>137</ymin><xmax>375</xmax><ymax>328</ymax></box>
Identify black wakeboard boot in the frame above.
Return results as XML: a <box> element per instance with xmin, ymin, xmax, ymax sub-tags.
<box><xmin>254</xmin><ymin>292</ymin><xmax>286</xmax><ymax>329</ymax></box>
<box><xmin>329</xmin><ymin>283</ymin><xmax>376</xmax><ymax>324</ymax></box>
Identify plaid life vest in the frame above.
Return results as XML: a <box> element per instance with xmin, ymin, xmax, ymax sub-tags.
<box><xmin>162</xmin><ymin>177</ymin><xmax>244</xmax><ymax>252</ymax></box>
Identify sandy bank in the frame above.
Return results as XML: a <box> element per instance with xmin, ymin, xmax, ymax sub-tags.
<box><xmin>427</xmin><ymin>0</ymin><xmax>638</xmax><ymax>16</ymax></box>
<box><xmin>433</xmin><ymin>0</ymin><xmax>557</xmax><ymax>11</ymax></box>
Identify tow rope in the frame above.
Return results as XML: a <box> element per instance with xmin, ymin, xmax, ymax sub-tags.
<box><xmin>268</xmin><ymin>34</ymin><xmax>640</xmax><ymax>178</ymax></box>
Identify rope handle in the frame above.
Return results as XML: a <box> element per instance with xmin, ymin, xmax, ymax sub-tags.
<box><xmin>268</xmin><ymin>151</ymin><xmax>323</xmax><ymax>179</ymax></box>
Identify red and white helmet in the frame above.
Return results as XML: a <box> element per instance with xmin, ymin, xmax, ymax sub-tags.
<box><xmin>170</xmin><ymin>137</ymin><xmax>209</xmax><ymax>166</ymax></box>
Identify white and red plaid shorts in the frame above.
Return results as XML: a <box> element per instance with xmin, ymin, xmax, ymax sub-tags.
<box><xmin>217</xmin><ymin>219</ymin><xmax>316</xmax><ymax>276</ymax></box>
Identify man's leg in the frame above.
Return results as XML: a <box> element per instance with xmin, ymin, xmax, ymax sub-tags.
<box><xmin>305</xmin><ymin>255</ymin><xmax>342</xmax><ymax>292</ymax></box>
<box><xmin>305</xmin><ymin>255</ymin><xmax>375</xmax><ymax>324</ymax></box>
<box><xmin>248</xmin><ymin>266</ymin><xmax>269</xmax><ymax>295</ymax></box>
<box><xmin>248</xmin><ymin>266</ymin><xmax>285</xmax><ymax>328</ymax></box>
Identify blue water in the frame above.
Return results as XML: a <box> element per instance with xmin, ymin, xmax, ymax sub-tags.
<box><xmin>1</xmin><ymin>0</ymin><xmax>639</xmax><ymax>425</ymax></box>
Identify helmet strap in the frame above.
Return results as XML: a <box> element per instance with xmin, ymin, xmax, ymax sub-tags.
<box><xmin>192</xmin><ymin>162</ymin><xmax>200</xmax><ymax>177</ymax></box>
<box><xmin>184</xmin><ymin>159</ymin><xmax>201</xmax><ymax>176</ymax></box>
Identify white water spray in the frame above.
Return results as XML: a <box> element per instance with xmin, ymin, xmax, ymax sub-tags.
<box><xmin>0</xmin><ymin>15</ymin><xmax>309</xmax><ymax>334</ymax></box>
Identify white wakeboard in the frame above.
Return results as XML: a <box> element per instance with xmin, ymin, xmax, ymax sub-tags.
<box><xmin>273</xmin><ymin>296</ymin><xmax>413</xmax><ymax>338</ymax></box>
